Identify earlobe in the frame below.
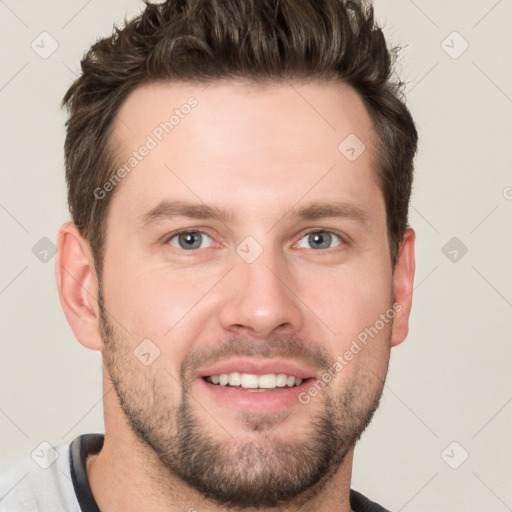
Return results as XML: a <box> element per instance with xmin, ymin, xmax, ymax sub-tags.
<box><xmin>55</xmin><ymin>222</ymin><xmax>103</xmax><ymax>351</ymax></box>
<box><xmin>390</xmin><ymin>227</ymin><xmax>416</xmax><ymax>347</ymax></box>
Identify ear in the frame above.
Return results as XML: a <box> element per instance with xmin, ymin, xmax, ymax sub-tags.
<box><xmin>390</xmin><ymin>227</ymin><xmax>415</xmax><ymax>347</ymax></box>
<box><xmin>55</xmin><ymin>222</ymin><xmax>103</xmax><ymax>351</ymax></box>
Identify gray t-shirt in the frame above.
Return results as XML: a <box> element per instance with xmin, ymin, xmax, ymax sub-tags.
<box><xmin>0</xmin><ymin>434</ymin><xmax>389</xmax><ymax>511</ymax></box>
<box><xmin>0</xmin><ymin>438</ymin><xmax>84</xmax><ymax>512</ymax></box>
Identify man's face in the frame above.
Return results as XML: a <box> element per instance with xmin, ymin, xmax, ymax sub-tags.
<box><xmin>99</xmin><ymin>80</ymin><xmax>401</xmax><ymax>507</ymax></box>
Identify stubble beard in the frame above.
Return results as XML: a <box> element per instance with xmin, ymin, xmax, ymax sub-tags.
<box><xmin>99</xmin><ymin>295</ymin><xmax>389</xmax><ymax>509</ymax></box>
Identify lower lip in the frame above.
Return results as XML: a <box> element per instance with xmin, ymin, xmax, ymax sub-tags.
<box><xmin>196</xmin><ymin>377</ymin><xmax>313</xmax><ymax>413</ymax></box>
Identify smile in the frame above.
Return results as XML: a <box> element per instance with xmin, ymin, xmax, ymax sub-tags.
<box><xmin>204</xmin><ymin>372</ymin><xmax>306</xmax><ymax>390</ymax></box>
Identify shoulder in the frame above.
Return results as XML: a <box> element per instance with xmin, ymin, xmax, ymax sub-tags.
<box><xmin>350</xmin><ymin>489</ymin><xmax>391</xmax><ymax>512</ymax></box>
<box><xmin>0</xmin><ymin>440</ymin><xmax>80</xmax><ymax>512</ymax></box>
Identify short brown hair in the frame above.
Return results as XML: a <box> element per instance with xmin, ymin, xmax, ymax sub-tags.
<box><xmin>62</xmin><ymin>0</ymin><xmax>417</xmax><ymax>276</ymax></box>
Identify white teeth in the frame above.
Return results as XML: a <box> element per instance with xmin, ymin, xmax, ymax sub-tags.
<box><xmin>240</xmin><ymin>374</ymin><xmax>259</xmax><ymax>388</ymax></box>
<box><xmin>275</xmin><ymin>374</ymin><xmax>288</xmax><ymax>387</ymax></box>
<box><xmin>258</xmin><ymin>374</ymin><xmax>276</xmax><ymax>389</ymax></box>
<box><xmin>206</xmin><ymin>372</ymin><xmax>305</xmax><ymax>389</ymax></box>
<box><xmin>228</xmin><ymin>372</ymin><xmax>241</xmax><ymax>386</ymax></box>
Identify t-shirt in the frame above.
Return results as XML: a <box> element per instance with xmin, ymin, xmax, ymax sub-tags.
<box><xmin>0</xmin><ymin>434</ymin><xmax>390</xmax><ymax>511</ymax></box>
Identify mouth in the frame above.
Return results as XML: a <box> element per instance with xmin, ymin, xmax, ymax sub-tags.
<box><xmin>194</xmin><ymin>359</ymin><xmax>318</xmax><ymax>413</ymax></box>
<box><xmin>203</xmin><ymin>372</ymin><xmax>310</xmax><ymax>391</ymax></box>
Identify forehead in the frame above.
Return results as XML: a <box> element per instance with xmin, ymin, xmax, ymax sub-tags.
<box><xmin>108</xmin><ymin>79</ymin><xmax>382</xmax><ymax>227</ymax></box>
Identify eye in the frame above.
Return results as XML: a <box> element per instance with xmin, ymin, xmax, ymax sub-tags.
<box><xmin>296</xmin><ymin>230</ymin><xmax>343</xmax><ymax>250</ymax></box>
<box><xmin>167</xmin><ymin>230</ymin><xmax>213</xmax><ymax>250</ymax></box>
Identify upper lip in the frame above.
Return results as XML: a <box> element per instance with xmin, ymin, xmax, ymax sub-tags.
<box><xmin>195</xmin><ymin>358</ymin><xmax>318</xmax><ymax>380</ymax></box>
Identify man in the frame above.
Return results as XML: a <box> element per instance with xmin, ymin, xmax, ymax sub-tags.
<box><xmin>0</xmin><ymin>0</ymin><xmax>417</xmax><ymax>510</ymax></box>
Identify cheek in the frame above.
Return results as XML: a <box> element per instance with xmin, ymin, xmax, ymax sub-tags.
<box><xmin>296</xmin><ymin>260</ymin><xmax>393</xmax><ymax>345</ymax></box>
<box><xmin>296</xmin><ymin>260</ymin><xmax>394</xmax><ymax>395</ymax></box>
<box><xmin>103</xmin><ymin>264</ymin><xmax>220</xmax><ymax>351</ymax></box>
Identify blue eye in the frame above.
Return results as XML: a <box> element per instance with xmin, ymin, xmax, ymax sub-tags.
<box><xmin>166</xmin><ymin>229</ymin><xmax>343</xmax><ymax>252</ymax></box>
<box><xmin>297</xmin><ymin>231</ymin><xmax>342</xmax><ymax>250</ymax></box>
<box><xmin>168</xmin><ymin>231</ymin><xmax>213</xmax><ymax>250</ymax></box>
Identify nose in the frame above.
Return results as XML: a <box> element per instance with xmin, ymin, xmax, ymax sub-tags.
<box><xmin>217</xmin><ymin>246</ymin><xmax>304</xmax><ymax>339</ymax></box>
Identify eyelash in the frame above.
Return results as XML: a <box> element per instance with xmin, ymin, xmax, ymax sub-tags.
<box><xmin>164</xmin><ymin>228</ymin><xmax>346</xmax><ymax>253</ymax></box>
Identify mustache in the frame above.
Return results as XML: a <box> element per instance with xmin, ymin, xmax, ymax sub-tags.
<box><xmin>180</xmin><ymin>334</ymin><xmax>334</xmax><ymax>382</ymax></box>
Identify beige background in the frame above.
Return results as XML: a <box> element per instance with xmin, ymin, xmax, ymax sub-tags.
<box><xmin>1</xmin><ymin>1</ymin><xmax>511</xmax><ymax>510</ymax></box>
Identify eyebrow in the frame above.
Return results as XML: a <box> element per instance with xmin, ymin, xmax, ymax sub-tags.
<box><xmin>137</xmin><ymin>199</ymin><xmax>369</xmax><ymax>229</ymax></box>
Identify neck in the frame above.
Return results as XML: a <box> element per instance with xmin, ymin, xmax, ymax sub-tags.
<box><xmin>87</xmin><ymin>375</ymin><xmax>355</xmax><ymax>512</ymax></box>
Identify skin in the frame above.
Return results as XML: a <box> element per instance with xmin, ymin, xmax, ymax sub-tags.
<box><xmin>55</xmin><ymin>79</ymin><xmax>415</xmax><ymax>512</ymax></box>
